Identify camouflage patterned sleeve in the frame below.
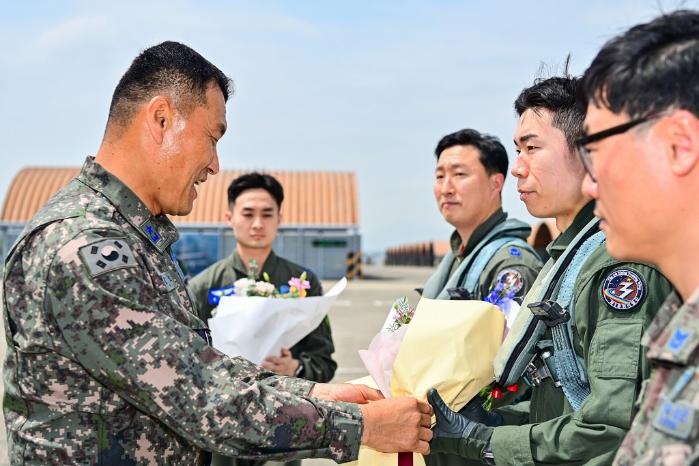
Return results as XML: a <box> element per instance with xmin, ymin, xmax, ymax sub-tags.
<box><xmin>45</xmin><ymin>229</ymin><xmax>363</xmax><ymax>462</ymax></box>
<box><xmin>187</xmin><ymin>270</ymin><xmax>215</xmax><ymax>321</ymax></box>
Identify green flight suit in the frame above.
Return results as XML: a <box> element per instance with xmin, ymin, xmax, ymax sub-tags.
<box><xmin>489</xmin><ymin>202</ymin><xmax>674</xmax><ymax>466</ymax></box>
<box><xmin>424</xmin><ymin>209</ymin><xmax>543</xmax><ymax>302</ymax></box>
<box><xmin>426</xmin><ymin>209</ymin><xmax>543</xmax><ymax>466</ymax></box>
<box><xmin>189</xmin><ymin>250</ymin><xmax>337</xmax><ymax>383</ymax></box>
<box><xmin>189</xmin><ymin>251</ymin><xmax>337</xmax><ymax>466</ymax></box>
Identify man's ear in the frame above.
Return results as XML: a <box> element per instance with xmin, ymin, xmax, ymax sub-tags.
<box><xmin>224</xmin><ymin>209</ymin><xmax>233</xmax><ymax>227</ymax></box>
<box><xmin>145</xmin><ymin>95</ymin><xmax>174</xmax><ymax>145</ymax></box>
<box><xmin>490</xmin><ymin>172</ymin><xmax>505</xmax><ymax>194</ymax></box>
<box><xmin>664</xmin><ymin>110</ymin><xmax>699</xmax><ymax>177</ymax></box>
<box><xmin>277</xmin><ymin>209</ymin><xmax>283</xmax><ymax>226</ymax></box>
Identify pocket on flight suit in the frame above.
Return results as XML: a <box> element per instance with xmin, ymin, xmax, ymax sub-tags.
<box><xmin>588</xmin><ymin>319</ymin><xmax>644</xmax><ymax>379</ymax></box>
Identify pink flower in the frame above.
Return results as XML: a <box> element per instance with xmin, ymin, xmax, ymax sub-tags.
<box><xmin>288</xmin><ymin>274</ymin><xmax>311</xmax><ymax>298</ymax></box>
<box><xmin>288</xmin><ymin>277</ymin><xmax>310</xmax><ymax>291</ymax></box>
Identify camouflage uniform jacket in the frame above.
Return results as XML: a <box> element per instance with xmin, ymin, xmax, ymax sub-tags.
<box><xmin>2</xmin><ymin>157</ymin><xmax>362</xmax><ymax>465</ymax></box>
<box><xmin>613</xmin><ymin>291</ymin><xmax>699</xmax><ymax>465</ymax></box>
<box><xmin>189</xmin><ymin>251</ymin><xmax>337</xmax><ymax>383</ymax></box>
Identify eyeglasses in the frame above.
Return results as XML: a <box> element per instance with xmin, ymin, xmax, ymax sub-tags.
<box><xmin>576</xmin><ymin>112</ymin><xmax>665</xmax><ymax>182</ymax></box>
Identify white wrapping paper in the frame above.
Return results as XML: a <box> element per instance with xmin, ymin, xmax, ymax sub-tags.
<box><xmin>208</xmin><ymin>278</ymin><xmax>347</xmax><ymax>364</ymax></box>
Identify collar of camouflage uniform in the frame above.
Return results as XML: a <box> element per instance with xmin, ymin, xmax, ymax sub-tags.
<box><xmin>77</xmin><ymin>156</ymin><xmax>180</xmax><ymax>254</ymax></box>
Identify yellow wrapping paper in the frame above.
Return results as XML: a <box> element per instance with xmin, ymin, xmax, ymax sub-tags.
<box><xmin>347</xmin><ymin>298</ymin><xmax>505</xmax><ymax>466</ymax></box>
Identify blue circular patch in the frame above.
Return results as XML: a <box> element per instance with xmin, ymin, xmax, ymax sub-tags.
<box><xmin>602</xmin><ymin>269</ymin><xmax>645</xmax><ymax>312</ymax></box>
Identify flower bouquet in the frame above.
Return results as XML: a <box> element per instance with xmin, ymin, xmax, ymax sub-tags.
<box><xmin>207</xmin><ymin>269</ymin><xmax>346</xmax><ymax>365</ymax></box>
<box><xmin>348</xmin><ymin>286</ymin><xmax>518</xmax><ymax>466</ymax></box>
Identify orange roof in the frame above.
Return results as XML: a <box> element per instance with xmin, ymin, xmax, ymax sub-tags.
<box><xmin>1</xmin><ymin>167</ymin><xmax>359</xmax><ymax>226</ymax></box>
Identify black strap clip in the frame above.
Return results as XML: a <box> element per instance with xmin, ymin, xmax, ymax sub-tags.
<box><xmin>528</xmin><ymin>300</ymin><xmax>570</xmax><ymax>327</ymax></box>
<box><xmin>446</xmin><ymin>287</ymin><xmax>472</xmax><ymax>300</ymax></box>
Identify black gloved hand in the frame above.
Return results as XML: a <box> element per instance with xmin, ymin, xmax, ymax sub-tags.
<box><xmin>428</xmin><ymin>388</ymin><xmax>494</xmax><ymax>460</ymax></box>
<box><xmin>459</xmin><ymin>394</ymin><xmax>504</xmax><ymax>427</ymax></box>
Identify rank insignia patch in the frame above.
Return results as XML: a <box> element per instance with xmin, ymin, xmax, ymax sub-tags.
<box><xmin>666</xmin><ymin>327</ymin><xmax>694</xmax><ymax>354</ymax></box>
<box><xmin>602</xmin><ymin>268</ymin><xmax>645</xmax><ymax>311</ymax></box>
<box><xmin>140</xmin><ymin>220</ymin><xmax>164</xmax><ymax>248</ymax></box>
<box><xmin>496</xmin><ymin>268</ymin><xmax>525</xmax><ymax>294</ymax></box>
<box><xmin>79</xmin><ymin>239</ymin><xmax>137</xmax><ymax>277</ymax></box>
<box><xmin>652</xmin><ymin>399</ymin><xmax>695</xmax><ymax>440</ymax></box>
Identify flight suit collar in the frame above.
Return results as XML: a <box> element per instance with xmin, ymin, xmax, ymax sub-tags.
<box><xmin>76</xmin><ymin>156</ymin><xmax>179</xmax><ymax>253</ymax></box>
<box><xmin>450</xmin><ymin>208</ymin><xmax>508</xmax><ymax>259</ymax></box>
<box><xmin>231</xmin><ymin>249</ymin><xmax>279</xmax><ymax>279</ymax></box>
<box><xmin>546</xmin><ymin>201</ymin><xmax>596</xmax><ymax>261</ymax></box>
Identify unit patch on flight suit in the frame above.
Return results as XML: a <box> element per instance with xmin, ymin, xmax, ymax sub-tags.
<box><xmin>496</xmin><ymin>268</ymin><xmax>525</xmax><ymax>294</ymax></box>
<box><xmin>601</xmin><ymin>268</ymin><xmax>646</xmax><ymax>311</ymax></box>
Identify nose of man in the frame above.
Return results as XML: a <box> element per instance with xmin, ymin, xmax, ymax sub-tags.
<box><xmin>581</xmin><ymin>173</ymin><xmax>598</xmax><ymax>199</ymax></box>
<box><xmin>511</xmin><ymin>158</ymin><xmax>528</xmax><ymax>178</ymax></box>
<box><xmin>207</xmin><ymin>152</ymin><xmax>220</xmax><ymax>176</ymax></box>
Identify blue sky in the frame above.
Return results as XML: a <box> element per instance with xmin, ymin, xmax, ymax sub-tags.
<box><xmin>0</xmin><ymin>1</ymin><xmax>695</xmax><ymax>253</ymax></box>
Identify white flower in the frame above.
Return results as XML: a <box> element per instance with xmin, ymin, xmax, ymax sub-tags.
<box><xmin>233</xmin><ymin>278</ymin><xmax>255</xmax><ymax>296</ymax></box>
<box><xmin>254</xmin><ymin>281</ymin><xmax>276</xmax><ymax>296</ymax></box>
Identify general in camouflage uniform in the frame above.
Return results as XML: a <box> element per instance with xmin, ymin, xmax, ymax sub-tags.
<box><xmin>577</xmin><ymin>11</ymin><xmax>699</xmax><ymax>465</ymax></box>
<box><xmin>2</xmin><ymin>157</ymin><xmax>361</xmax><ymax>465</ymax></box>
<box><xmin>2</xmin><ymin>41</ymin><xmax>434</xmax><ymax>465</ymax></box>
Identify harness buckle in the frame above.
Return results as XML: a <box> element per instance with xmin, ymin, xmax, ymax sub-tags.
<box><xmin>528</xmin><ymin>300</ymin><xmax>570</xmax><ymax>327</ymax></box>
<box><xmin>524</xmin><ymin>350</ymin><xmax>562</xmax><ymax>387</ymax></box>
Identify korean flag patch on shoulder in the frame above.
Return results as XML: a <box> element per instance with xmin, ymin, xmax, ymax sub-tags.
<box><xmin>602</xmin><ymin>268</ymin><xmax>646</xmax><ymax>312</ymax></box>
<box><xmin>79</xmin><ymin>238</ymin><xmax>138</xmax><ymax>277</ymax></box>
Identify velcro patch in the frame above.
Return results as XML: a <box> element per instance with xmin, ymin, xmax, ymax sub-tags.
<box><xmin>79</xmin><ymin>239</ymin><xmax>137</xmax><ymax>277</ymax></box>
<box><xmin>602</xmin><ymin>268</ymin><xmax>645</xmax><ymax>312</ymax></box>
<box><xmin>496</xmin><ymin>268</ymin><xmax>525</xmax><ymax>294</ymax></box>
<box><xmin>652</xmin><ymin>399</ymin><xmax>696</xmax><ymax>440</ymax></box>
<box><xmin>160</xmin><ymin>272</ymin><xmax>177</xmax><ymax>292</ymax></box>
<box><xmin>208</xmin><ymin>286</ymin><xmax>235</xmax><ymax>305</ymax></box>
<box><xmin>666</xmin><ymin>327</ymin><xmax>696</xmax><ymax>356</ymax></box>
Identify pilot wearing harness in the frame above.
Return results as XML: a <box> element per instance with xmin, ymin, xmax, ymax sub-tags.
<box><xmin>428</xmin><ymin>75</ymin><xmax>673</xmax><ymax>465</ymax></box>
<box><xmin>423</xmin><ymin>128</ymin><xmax>542</xmax><ymax>304</ymax></box>
<box><xmin>424</xmin><ymin>130</ymin><xmax>543</xmax><ymax>466</ymax></box>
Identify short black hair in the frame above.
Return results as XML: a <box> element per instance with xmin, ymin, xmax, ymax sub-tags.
<box><xmin>108</xmin><ymin>41</ymin><xmax>233</xmax><ymax>128</ymax></box>
<box><xmin>434</xmin><ymin>128</ymin><xmax>509</xmax><ymax>177</ymax></box>
<box><xmin>228</xmin><ymin>172</ymin><xmax>285</xmax><ymax>209</ymax></box>
<box><xmin>514</xmin><ymin>75</ymin><xmax>584</xmax><ymax>151</ymax></box>
<box><xmin>581</xmin><ymin>10</ymin><xmax>699</xmax><ymax>119</ymax></box>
